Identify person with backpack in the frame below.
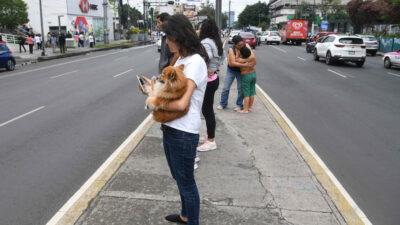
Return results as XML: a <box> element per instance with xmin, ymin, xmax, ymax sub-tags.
<box><xmin>18</xmin><ymin>35</ymin><xmax>27</xmax><ymax>53</ymax></box>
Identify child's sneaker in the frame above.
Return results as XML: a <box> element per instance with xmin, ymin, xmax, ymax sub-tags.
<box><xmin>199</xmin><ymin>134</ymin><xmax>208</xmax><ymax>144</ymax></box>
<box><xmin>197</xmin><ymin>141</ymin><xmax>217</xmax><ymax>152</ymax></box>
<box><xmin>194</xmin><ymin>162</ymin><xmax>198</xmax><ymax>170</ymax></box>
<box><xmin>195</xmin><ymin>155</ymin><xmax>200</xmax><ymax>162</ymax></box>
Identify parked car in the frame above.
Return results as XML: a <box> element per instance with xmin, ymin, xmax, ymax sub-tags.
<box><xmin>253</xmin><ymin>31</ymin><xmax>262</xmax><ymax>46</ymax></box>
<box><xmin>314</xmin><ymin>35</ymin><xmax>366</xmax><ymax>67</ymax></box>
<box><xmin>356</xmin><ymin>35</ymin><xmax>379</xmax><ymax>56</ymax></box>
<box><xmin>306</xmin><ymin>37</ymin><xmax>324</xmax><ymax>53</ymax></box>
<box><xmin>228</xmin><ymin>30</ymin><xmax>241</xmax><ymax>44</ymax></box>
<box><xmin>239</xmin><ymin>32</ymin><xmax>257</xmax><ymax>49</ymax></box>
<box><xmin>262</xmin><ymin>31</ymin><xmax>281</xmax><ymax>45</ymax></box>
<box><xmin>0</xmin><ymin>43</ymin><xmax>15</xmax><ymax>71</ymax></box>
<box><xmin>157</xmin><ymin>38</ymin><xmax>161</xmax><ymax>52</ymax></box>
<box><xmin>383</xmin><ymin>49</ymin><xmax>400</xmax><ymax>69</ymax></box>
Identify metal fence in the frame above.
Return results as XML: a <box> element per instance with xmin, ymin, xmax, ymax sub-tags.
<box><xmin>0</xmin><ymin>33</ymin><xmax>21</xmax><ymax>44</ymax></box>
<box><xmin>377</xmin><ymin>38</ymin><xmax>400</xmax><ymax>53</ymax></box>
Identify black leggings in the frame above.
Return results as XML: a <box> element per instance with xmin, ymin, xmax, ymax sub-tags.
<box><xmin>202</xmin><ymin>76</ymin><xmax>219</xmax><ymax>139</ymax></box>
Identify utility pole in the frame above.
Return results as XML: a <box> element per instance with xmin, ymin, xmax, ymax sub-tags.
<box><xmin>215</xmin><ymin>0</ymin><xmax>221</xmax><ymax>29</ymax></box>
<box><xmin>39</xmin><ymin>0</ymin><xmax>45</xmax><ymax>56</ymax></box>
<box><xmin>143</xmin><ymin>0</ymin><xmax>146</xmax><ymax>30</ymax></box>
<box><xmin>228</xmin><ymin>0</ymin><xmax>231</xmax><ymax>29</ymax></box>
<box><xmin>103</xmin><ymin>0</ymin><xmax>109</xmax><ymax>44</ymax></box>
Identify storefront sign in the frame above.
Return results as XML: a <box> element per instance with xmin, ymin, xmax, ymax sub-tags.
<box><xmin>79</xmin><ymin>0</ymin><xmax>90</xmax><ymax>13</ymax></box>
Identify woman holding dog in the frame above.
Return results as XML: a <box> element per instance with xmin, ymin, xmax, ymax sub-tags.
<box><xmin>196</xmin><ymin>19</ymin><xmax>225</xmax><ymax>153</ymax></box>
<box><xmin>141</xmin><ymin>14</ymin><xmax>208</xmax><ymax>225</ymax></box>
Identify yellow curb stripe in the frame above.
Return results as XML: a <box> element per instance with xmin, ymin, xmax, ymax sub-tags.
<box><xmin>256</xmin><ymin>84</ymin><xmax>372</xmax><ymax>225</ymax></box>
<box><xmin>46</xmin><ymin>114</ymin><xmax>155</xmax><ymax>225</ymax></box>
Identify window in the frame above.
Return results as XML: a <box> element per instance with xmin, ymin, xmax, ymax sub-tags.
<box><xmin>339</xmin><ymin>38</ymin><xmax>363</xmax><ymax>44</ymax></box>
<box><xmin>240</xmin><ymin>33</ymin><xmax>254</xmax><ymax>38</ymax></box>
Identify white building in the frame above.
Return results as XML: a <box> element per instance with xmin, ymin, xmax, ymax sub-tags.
<box><xmin>23</xmin><ymin>0</ymin><xmax>115</xmax><ymax>42</ymax></box>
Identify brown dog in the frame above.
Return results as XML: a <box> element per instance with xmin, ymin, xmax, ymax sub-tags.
<box><xmin>146</xmin><ymin>64</ymin><xmax>189</xmax><ymax>123</ymax></box>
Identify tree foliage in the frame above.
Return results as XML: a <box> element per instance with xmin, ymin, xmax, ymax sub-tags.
<box><xmin>198</xmin><ymin>6</ymin><xmax>229</xmax><ymax>29</ymax></box>
<box><xmin>238</xmin><ymin>2</ymin><xmax>269</xmax><ymax>27</ymax></box>
<box><xmin>347</xmin><ymin>0</ymin><xmax>386</xmax><ymax>33</ymax></box>
<box><xmin>319</xmin><ymin>0</ymin><xmax>348</xmax><ymax>22</ymax></box>
<box><xmin>120</xmin><ymin>3</ymin><xmax>142</xmax><ymax>28</ymax></box>
<box><xmin>0</xmin><ymin>0</ymin><xmax>29</xmax><ymax>28</ymax></box>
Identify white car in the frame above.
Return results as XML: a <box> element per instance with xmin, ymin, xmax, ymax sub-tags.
<box><xmin>228</xmin><ymin>30</ymin><xmax>241</xmax><ymax>44</ymax></box>
<box><xmin>356</xmin><ymin>35</ymin><xmax>379</xmax><ymax>56</ymax></box>
<box><xmin>157</xmin><ymin>38</ymin><xmax>161</xmax><ymax>52</ymax></box>
<box><xmin>383</xmin><ymin>50</ymin><xmax>400</xmax><ymax>69</ymax></box>
<box><xmin>261</xmin><ymin>31</ymin><xmax>281</xmax><ymax>45</ymax></box>
<box><xmin>314</xmin><ymin>35</ymin><xmax>366</xmax><ymax>67</ymax></box>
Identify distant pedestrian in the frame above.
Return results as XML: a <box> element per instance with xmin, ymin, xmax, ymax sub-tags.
<box><xmin>35</xmin><ymin>34</ymin><xmax>42</xmax><ymax>50</ymax></box>
<box><xmin>89</xmin><ymin>33</ymin><xmax>94</xmax><ymax>48</ymax></box>
<box><xmin>217</xmin><ymin>35</ymin><xmax>244</xmax><ymax>111</ymax></box>
<box><xmin>236</xmin><ymin>45</ymin><xmax>257</xmax><ymax>114</ymax></box>
<box><xmin>79</xmin><ymin>32</ymin><xmax>85</xmax><ymax>48</ymax></box>
<box><xmin>197</xmin><ymin>18</ymin><xmax>225</xmax><ymax>154</ymax></box>
<box><xmin>0</xmin><ymin>36</ymin><xmax>5</xmax><ymax>44</ymax></box>
<box><xmin>66</xmin><ymin>31</ymin><xmax>72</xmax><ymax>38</ymax></box>
<box><xmin>27</xmin><ymin>35</ymin><xmax>34</xmax><ymax>54</ymax></box>
<box><xmin>50</xmin><ymin>33</ymin><xmax>57</xmax><ymax>53</ymax></box>
<box><xmin>18</xmin><ymin>35</ymin><xmax>27</xmax><ymax>53</ymax></box>
<box><xmin>59</xmin><ymin>33</ymin><xmax>66</xmax><ymax>53</ymax></box>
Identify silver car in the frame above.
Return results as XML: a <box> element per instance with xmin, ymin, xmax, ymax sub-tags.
<box><xmin>357</xmin><ymin>35</ymin><xmax>379</xmax><ymax>56</ymax></box>
<box><xmin>228</xmin><ymin>30</ymin><xmax>241</xmax><ymax>44</ymax></box>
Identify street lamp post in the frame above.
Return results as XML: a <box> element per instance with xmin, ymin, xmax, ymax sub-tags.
<box><xmin>58</xmin><ymin>15</ymin><xmax>64</xmax><ymax>35</ymax></box>
<box><xmin>103</xmin><ymin>0</ymin><xmax>109</xmax><ymax>44</ymax></box>
<box><xmin>39</xmin><ymin>0</ymin><xmax>46</xmax><ymax>56</ymax></box>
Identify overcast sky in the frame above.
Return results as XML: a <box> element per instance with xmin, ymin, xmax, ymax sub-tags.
<box><xmin>123</xmin><ymin>0</ymin><xmax>270</xmax><ymax>21</ymax></box>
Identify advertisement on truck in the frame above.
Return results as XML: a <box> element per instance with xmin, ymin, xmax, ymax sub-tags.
<box><xmin>281</xmin><ymin>20</ymin><xmax>308</xmax><ymax>45</ymax></box>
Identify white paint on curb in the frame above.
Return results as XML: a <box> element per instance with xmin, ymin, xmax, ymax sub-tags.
<box><xmin>256</xmin><ymin>84</ymin><xmax>372</xmax><ymax>225</ymax></box>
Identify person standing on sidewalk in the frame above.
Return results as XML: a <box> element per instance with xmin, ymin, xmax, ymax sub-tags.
<box><xmin>0</xmin><ymin>36</ymin><xmax>5</xmax><ymax>44</ymax></box>
<box><xmin>157</xmin><ymin>13</ymin><xmax>179</xmax><ymax>73</ymax></box>
<box><xmin>35</xmin><ymin>34</ymin><xmax>42</xmax><ymax>50</ymax></box>
<box><xmin>217</xmin><ymin>35</ymin><xmax>244</xmax><ymax>111</ymax></box>
<box><xmin>59</xmin><ymin>33</ymin><xmax>66</xmax><ymax>53</ymax></box>
<box><xmin>18</xmin><ymin>35</ymin><xmax>27</xmax><ymax>53</ymax></box>
<box><xmin>140</xmin><ymin>14</ymin><xmax>208</xmax><ymax>225</ymax></box>
<box><xmin>197</xmin><ymin>19</ymin><xmax>225</xmax><ymax>153</ymax></box>
<box><xmin>89</xmin><ymin>33</ymin><xmax>94</xmax><ymax>48</ymax></box>
<box><xmin>79</xmin><ymin>32</ymin><xmax>85</xmax><ymax>48</ymax></box>
<box><xmin>27</xmin><ymin>35</ymin><xmax>34</xmax><ymax>54</ymax></box>
<box><xmin>50</xmin><ymin>33</ymin><xmax>57</xmax><ymax>53</ymax></box>
<box><xmin>236</xmin><ymin>45</ymin><xmax>257</xmax><ymax>114</ymax></box>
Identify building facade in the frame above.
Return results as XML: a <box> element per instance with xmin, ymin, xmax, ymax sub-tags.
<box><xmin>23</xmin><ymin>0</ymin><xmax>115</xmax><ymax>42</ymax></box>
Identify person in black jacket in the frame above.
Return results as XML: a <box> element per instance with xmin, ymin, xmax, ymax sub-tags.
<box><xmin>59</xmin><ymin>33</ymin><xmax>66</xmax><ymax>53</ymax></box>
<box><xmin>18</xmin><ymin>35</ymin><xmax>27</xmax><ymax>53</ymax></box>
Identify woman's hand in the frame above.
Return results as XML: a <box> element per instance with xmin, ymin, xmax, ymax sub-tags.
<box><xmin>207</xmin><ymin>69</ymin><xmax>214</xmax><ymax>78</ymax></box>
<box><xmin>139</xmin><ymin>76</ymin><xmax>152</xmax><ymax>95</ymax></box>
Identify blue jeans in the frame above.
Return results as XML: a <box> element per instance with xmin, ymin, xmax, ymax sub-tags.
<box><xmin>162</xmin><ymin>125</ymin><xmax>200</xmax><ymax>225</ymax></box>
<box><xmin>219</xmin><ymin>67</ymin><xmax>244</xmax><ymax>109</ymax></box>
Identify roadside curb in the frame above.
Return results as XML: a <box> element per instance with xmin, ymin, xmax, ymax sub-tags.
<box><xmin>46</xmin><ymin>114</ymin><xmax>154</xmax><ymax>225</ymax></box>
<box><xmin>255</xmin><ymin>84</ymin><xmax>372</xmax><ymax>225</ymax></box>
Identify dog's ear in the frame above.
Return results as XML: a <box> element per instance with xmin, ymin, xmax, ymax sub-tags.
<box><xmin>177</xmin><ymin>64</ymin><xmax>185</xmax><ymax>71</ymax></box>
<box><xmin>169</xmin><ymin>68</ymin><xmax>176</xmax><ymax>80</ymax></box>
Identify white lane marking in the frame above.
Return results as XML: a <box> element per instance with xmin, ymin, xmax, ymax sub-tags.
<box><xmin>0</xmin><ymin>44</ymin><xmax>155</xmax><ymax>80</ymax></box>
<box><xmin>46</xmin><ymin>114</ymin><xmax>154</xmax><ymax>225</ymax></box>
<box><xmin>113</xmin><ymin>69</ymin><xmax>134</xmax><ymax>78</ymax></box>
<box><xmin>388</xmin><ymin>72</ymin><xmax>400</xmax><ymax>77</ymax></box>
<box><xmin>297</xmin><ymin>57</ymin><xmax>306</xmax><ymax>61</ymax></box>
<box><xmin>0</xmin><ymin>106</ymin><xmax>45</xmax><ymax>128</ymax></box>
<box><xmin>50</xmin><ymin>70</ymin><xmax>78</xmax><ymax>79</ymax></box>
<box><xmin>327</xmin><ymin>69</ymin><xmax>347</xmax><ymax>78</ymax></box>
<box><xmin>270</xmin><ymin>45</ymin><xmax>287</xmax><ymax>53</ymax></box>
<box><xmin>256</xmin><ymin>85</ymin><xmax>372</xmax><ymax>225</ymax></box>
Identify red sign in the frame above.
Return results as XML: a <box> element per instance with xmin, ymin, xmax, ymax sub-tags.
<box><xmin>79</xmin><ymin>0</ymin><xmax>90</xmax><ymax>13</ymax></box>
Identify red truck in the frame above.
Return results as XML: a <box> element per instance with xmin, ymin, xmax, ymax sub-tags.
<box><xmin>280</xmin><ymin>20</ymin><xmax>308</xmax><ymax>45</ymax></box>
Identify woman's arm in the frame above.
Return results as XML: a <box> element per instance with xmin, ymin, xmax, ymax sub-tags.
<box><xmin>228</xmin><ymin>48</ymin><xmax>248</xmax><ymax>67</ymax></box>
<box><xmin>235</xmin><ymin>44</ymin><xmax>256</xmax><ymax>64</ymax></box>
<box><xmin>162</xmin><ymin>79</ymin><xmax>196</xmax><ymax>111</ymax></box>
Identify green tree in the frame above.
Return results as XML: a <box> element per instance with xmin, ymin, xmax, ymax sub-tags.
<box><xmin>347</xmin><ymin>0</ymin><xmax>385</xmax><ymax>33</ymax></box>
<box><xmin>120</xmin><ymin>4</ymin><xmax>142</xmax><ymax>28</ymax></box>
<box><xmin>238</xmin><ymin>2</ymin><xmax>269</xmax><ymax>27</ymax></box>
<box><xmin>258</xmin><ymin>21</ymin><xmax>268</xmax><ymax>31</ymax></box>
<box><xmin>294</xmin><ymin>1</ymin><xmax>317</xmax><ymax>25</ymax></box>
<box><xmin>198</xmin><ymin>6</ymin><xmax>229</xmax><ymax>29</ymax></box>
<box><xmin>0</xmin><ymin>0</ymin><xmax>29</xmax><ymax>29</ymax></box>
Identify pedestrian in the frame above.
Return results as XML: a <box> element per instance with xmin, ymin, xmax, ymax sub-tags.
<box><xmin>59</xmin><ymin>33</ymin><xmax>66</xmax><ymax>53</ymax></box>
<box><xmin>35</xmin><ymin>34</ymin><xmax>42</xmax><ymax>50</ymax></box>
<box><xmin>79</xmin><ymin>32</ymin><xmax>85</xmax><ymax>48</ymax></box>
<box><xmin>236</xmin><ymin>45</ymin><xmax>257</xmax><ymax>114</ymax></box>
<box><xmin>18</xmin><ymin>35</ymin><xmax>27</xmax><ymax>53</ymax></box>
<box><xmin>89</xmin><ymin>33</ymin><xmax>94</xmax><ymax>48</ymax></box>
<box><xmin>50</xmin><ymin>33</ymin><xmax>57</xmax><ymax>53</ymax></box>
<box><xmin>74</xmin><ymin>33</ymin><xmax>79</xmax><ymax>47</ymax></box>
<box><xmin>0</xmin><ymin>36</ymin><xmax>5</xmax><ymax>44</ymax></box>
<box><xmin>66</xmin><ymin>31</ymin><xmax>72</xmax><ymax>38</ymax></box>
<box><xmin>217</xmin><ymin>35</ymin><xmax>244</xmax><ymax>111</ymax></box>
<box><xmin>157</xmin><ymin>13</ymin><xmax>178</xmax><ymax>73</ymax></box>
<box><xmin>140</xmin><ymin>14</ymin><xmax>208</xmax><ymax>225</ymax></box>
<box><xmin>27</xmin><ymin>35</ymin><xmax>34</xmax><ymax>54</ymax></box>
<box><xmin>196</xmin><ymin>19</ymin><xmax>225</xmax><ymax>154</ymax></box>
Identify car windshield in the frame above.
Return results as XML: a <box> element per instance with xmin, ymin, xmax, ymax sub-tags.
<box><xmin>363</xmin><ymin>37</ymin><xmax>377</xmax><ymax>41</ymax></box>
<box><xmin>0</xmin><ymin>45</ymin><xmax>7</xmax><ymax>51</ymax></box>
<box><xmin>241</xmin><ymin>33</ymin><xmax>254</xmax><ymax>38</ymax></box>
<box><xmin>339</xmin><ymin>38</ymin><xmax>363</xmax><ymax>44</ymax></box>
<box><xmin>270</xmin><ymin>32</ymin><xmax>279</xmax><ymax>36</ymax></box>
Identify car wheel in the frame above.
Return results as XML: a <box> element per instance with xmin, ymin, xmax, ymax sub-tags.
<box><xmin>314</xmin><ymin>50</ymin><xmax>319</xmax><ymax>61</ymax></box>
<box><xmin>356</xmin><ymin>60</ymin><xmax>365</xmax><ymax>67</ymax></box>
<box><xmin>326</xmin><ymin>51</ymin><xmax>333</xmax><ymax>65</ymax></box>
<box><xmin>384</xmin><ymin>57</ymin><xmax>392</xmax><ymax>69</ymax></box>
<box><xmin>6</xmin><ymin>59</ymin><xmax>15</xmax><ymax>71</ymax></box>
<box><xmin>306</xmin><ymin>46</ymin><xmax>311</xmax><ymax>53</ymax></box>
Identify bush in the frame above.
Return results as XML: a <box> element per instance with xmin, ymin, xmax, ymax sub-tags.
<box><xmin>131</xmin><ymin>27</ymin><xmax>139</xmax><ymax>34</ymax></box>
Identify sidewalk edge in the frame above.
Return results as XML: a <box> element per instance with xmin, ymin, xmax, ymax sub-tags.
<box><xmin>46</xmin><ymin>114</ymin><xmax>154</xmax><ymax>225</ymax></box>
<box><xmin>255</xmin><ymin>84</ymin><xmax>372</xmax><ymax>225</ymax></box>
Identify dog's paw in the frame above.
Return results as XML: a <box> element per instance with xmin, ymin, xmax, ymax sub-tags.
<box><xmin>146</xmin><ymin>97</ymin><xmax>157</xmax><ymax>110</ymax></box>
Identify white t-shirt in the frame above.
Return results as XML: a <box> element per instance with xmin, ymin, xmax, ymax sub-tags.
<box><xmin>165</xmin><ymin>54</ymin><xmax>207</xmax><ymax>134</ymax></box>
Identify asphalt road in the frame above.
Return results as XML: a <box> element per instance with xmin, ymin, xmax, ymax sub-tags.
<box><xmin>0</xmin><ymin>44</ymin><xmax>159</xmax><ymax>224</ymax></box>
<box><xmin>253</xmin><ymin>43</ymin><xmax>400</xmax><ymax>225</ymax></box>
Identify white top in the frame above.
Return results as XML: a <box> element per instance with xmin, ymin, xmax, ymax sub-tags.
<box><xmin>34</xmin><ymin>36</ymin><xmax>41</xmax><ymax>43</ymax></box>
<box><xmin>89</xmin><ymin>36</ymin><xmax>94</xmax><ymax>42</ymax></box>
<box><xmin>165</xmin><ymin>54</ymin><xmax>207</xmax><ymax>134</ymax></box>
